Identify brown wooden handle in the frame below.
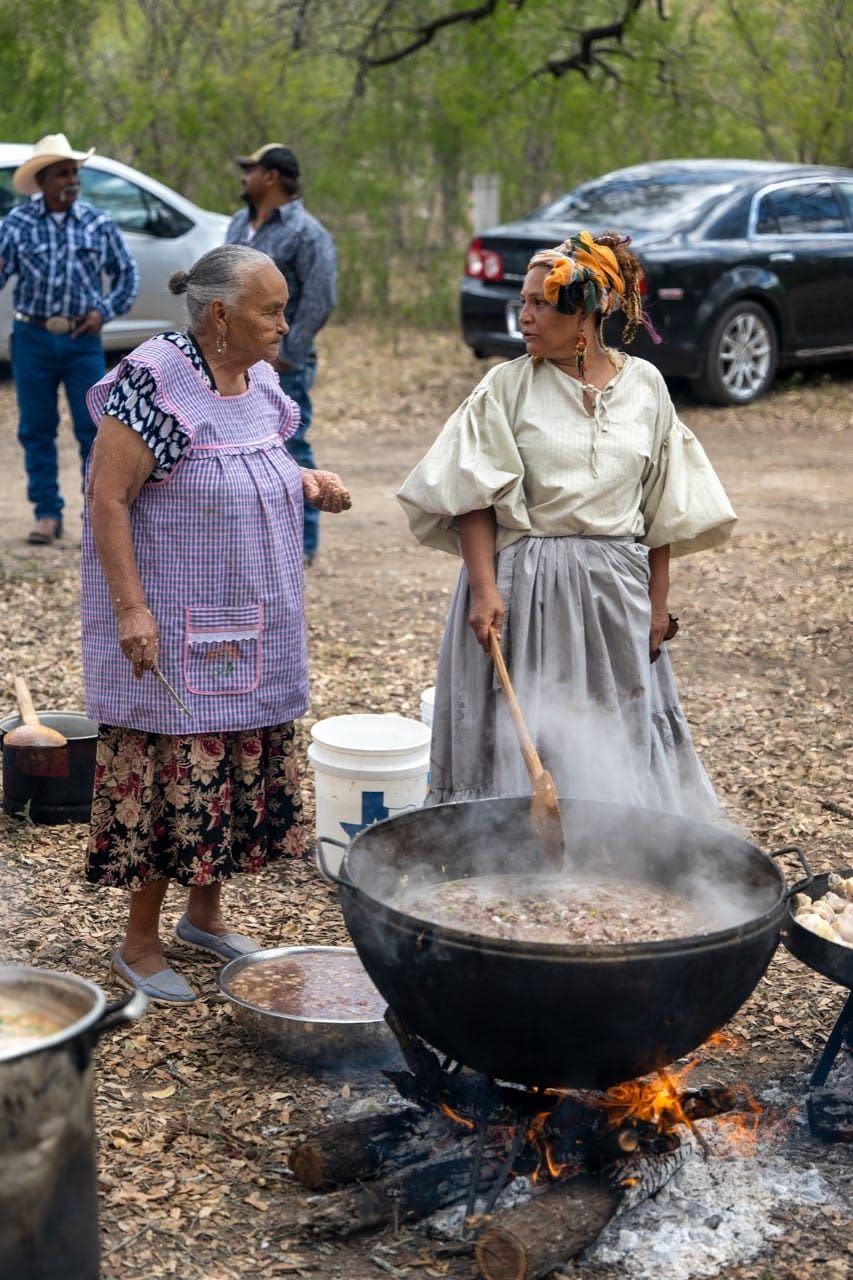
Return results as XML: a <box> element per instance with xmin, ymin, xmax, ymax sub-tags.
<box><xmin>488</xmin><ymin>628</ymin><xmax>543</xmax><ymax>785</ymax></box>
<box><xmin>13</xmin><ymin>676</ymin><xmax>40</xmax><ymax>727</ymax></box>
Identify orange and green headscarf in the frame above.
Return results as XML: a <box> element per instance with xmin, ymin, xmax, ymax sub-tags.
<box><xmin>542</xmin><ymin>231</ymin><xmax>625</xmax><ymax>317</ymax></box>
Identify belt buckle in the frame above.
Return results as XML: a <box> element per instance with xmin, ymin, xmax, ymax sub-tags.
<box><xmin>45</xmin><ymin>316</ymin><xmax>73</xmax><ymax>335</ymax></box>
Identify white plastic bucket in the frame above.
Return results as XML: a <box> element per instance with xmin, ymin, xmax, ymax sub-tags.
<box><xmin>420</xmin><ymin>686</ymin><xmax>436</xmax><ymax>729</ymax></box>
<box><xmin>309</xmin><ymin>714</ymin><xmax>431</xmax><ymax>880</ymax></box>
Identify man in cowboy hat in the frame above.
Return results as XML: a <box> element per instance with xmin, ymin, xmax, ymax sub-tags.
<box><xmin>0</xmin><ymin>133</ymin><xmax>139</xmax><ymax>543</ymax></box>
<box><xmin>226</xmin><ymin>143</ymin><xmax>336</xmax><ymax>565</ymax></box>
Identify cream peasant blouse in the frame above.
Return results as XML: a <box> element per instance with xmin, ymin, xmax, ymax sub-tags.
<box><xmin>397</xmin><ymin>355</ymin><xmax>736</xmax><ymax>559</ymax></box>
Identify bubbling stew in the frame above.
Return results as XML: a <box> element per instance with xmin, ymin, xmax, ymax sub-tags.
<box><xmin>226</xmin><ymin>951</ymin><xmax>387</xmax><ymax>1021</ymax></box>
<box><xmin>400</xmin><ymin>874</ymin><xmax>716</xmax><ymax>945</ymax></box>
<box><xmin>0</xmin><ymin>994</ymin><xmax>66</xmax><ymax>1053</ymax></box>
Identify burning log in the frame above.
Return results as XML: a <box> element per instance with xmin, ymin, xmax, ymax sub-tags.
<box><xmin>289</xmin><ymin>1107</ymin><xmax>447</xmax><ymax>1189</ymax></box>
<box><xmin>295</xmin><ymin>1153</ymin><xmax>502</xmax><ymax>1238</ymax></box>
<box><xmin>474</xmin><ymin>1141</ymin><xmax>691</xmax><ymax>1280</ymax></box>
<box><xmin>474</xmin><ymin>1175</ymin><xmax>620</xmax><ymax>1280</ymax></box>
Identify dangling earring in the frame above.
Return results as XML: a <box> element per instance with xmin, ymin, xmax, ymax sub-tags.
<box><xmin>575</xmin><ymin>326</ymin><xmax>587</xmax><ymax>381</ymax></box>
<box><xmin>215</xmin><ymin>331</ymin><xmax>227</xmax><ymax>356</ymax></box>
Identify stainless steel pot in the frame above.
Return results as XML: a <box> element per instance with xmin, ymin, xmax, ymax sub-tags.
<box><xmin>218</xmin><ymin>945</ymin><xmax>398</xmax><ymax>1070</ymax></box>
<box><xmin>0</xmin><ymin>965</ymin><xmax>147</xmax><ymax>1280</ymax></box>
<box><xmin>0</xmin><ymin>711</ymin><xmax>99</xmax><ymax>824</ymax></box>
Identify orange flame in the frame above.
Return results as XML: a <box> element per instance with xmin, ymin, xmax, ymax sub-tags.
<box><xmin>600</xmin><ymin>1060</ymin><xmax>699</xmax><ymax>1131</ymax></box>
<box><xmin>439</xmin><ymin>1102</ymin><xmax>476</xmax><ymax>1132</ymax></box>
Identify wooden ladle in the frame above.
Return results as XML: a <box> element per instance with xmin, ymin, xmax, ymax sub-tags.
<box><xmin>488</xmin><ymin>628</ymin><xmax>566</xmax><ymax>869</ymax></box>
<box><xmin>5</xmin><ymin>677</ymin><xmax>67</xmax><ymax>750</ymax></box>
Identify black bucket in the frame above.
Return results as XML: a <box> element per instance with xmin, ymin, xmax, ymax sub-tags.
<box><xmin>0</xmin><ymin>712</ymin><xmax>98</xmax><ymax>825</ymax></box>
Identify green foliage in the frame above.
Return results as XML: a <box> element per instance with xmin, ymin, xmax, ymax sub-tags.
<box><xmin>0</xmin><ymin>0</ymin><xmax>849</xmax><ymax>326</ymax></box>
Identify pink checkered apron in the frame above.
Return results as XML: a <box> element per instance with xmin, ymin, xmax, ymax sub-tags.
<box><xmin>81</xmin><ymin>339</ymin><xmax>308</xmax><ymax>734</ymax></box>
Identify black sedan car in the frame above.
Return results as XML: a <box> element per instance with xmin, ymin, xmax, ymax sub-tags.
<box><xmin>460</xmin><ymin>159</ymin><xmax>853</xmax><ymax>404</ymax></box>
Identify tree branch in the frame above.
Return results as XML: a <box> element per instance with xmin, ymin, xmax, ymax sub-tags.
<box><xmin>360</xmin><ymin>0</ymin><xmax>502</xmax><ymax>68</ymax></box>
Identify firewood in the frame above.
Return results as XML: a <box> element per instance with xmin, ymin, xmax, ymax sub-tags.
<box><xmin>475</xmin><ymin>1176</ymin><xmax>620</xmax><ymax>1280</ymax></box>
<box><xmin>475</xmin><ymin>1140</ymin><xmax>692</xmax><ymax>1280</ymax></box>
<box><xmin>288</xmin><ymin>1107</ymin><xmax>444</xmax><ymax>1188</ymax></box>
<box><xmin>298</xmin><ymin>1153</ymin><xmax>502</xmax><ymax>1237</ymax></box>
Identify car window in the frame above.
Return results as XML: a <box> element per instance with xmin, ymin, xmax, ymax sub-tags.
<box><xmin>534</xmin><ymin>176</ymin><xmax>743</xmax><ymax>232</ymax></box>
<box><xmin>0</xmin><ymin>167</ymin><xmax>24</xmax><ymax>218</ymax></box>
<box><xmin>703</xmin><ymin>192</ymin><xmax>752</xmax><ymax>240</ymax></box>
<box><xmin>836</xmin><ymin>182</ymin><xmax>853</xmax><ymax>227</ymax></box>
<box><xmin>755</xmin><ymin>183</ymin><xmax>846</xmax><ymax>235</ymax></box>
<box><xmin>80</xmin><ymin>168</ymin><xmax>193</xmax><ymax>239</ymax></box>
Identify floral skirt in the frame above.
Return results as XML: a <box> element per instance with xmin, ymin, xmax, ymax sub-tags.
<box><xmin>86</xmin><ymin>723</ymin><xmax>306</xmax><ymax>890</ymax></box>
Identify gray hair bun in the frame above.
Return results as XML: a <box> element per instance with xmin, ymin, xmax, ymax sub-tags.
<box><xmin>168</xmin><ymin>269</ymin><xmax>190</xmax><ymax>296</ymax></box>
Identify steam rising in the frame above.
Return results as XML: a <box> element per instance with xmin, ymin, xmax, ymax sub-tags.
<box><xmin>350</xmin><ymin>675</ymin><xmax>773</xmax><ymax>946</ymax></box>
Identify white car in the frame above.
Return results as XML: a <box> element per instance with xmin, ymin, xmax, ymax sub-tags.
<box><xmin>0</xmin><ymin>144</ymin><xmax>230</xmax><ymax>360</ymax></box>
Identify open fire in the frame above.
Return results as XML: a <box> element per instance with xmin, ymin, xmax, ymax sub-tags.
<box><xmin>284</xmin><ymin>1013</ymin><xmax>803</xmax><ymax>1280</ymax></box>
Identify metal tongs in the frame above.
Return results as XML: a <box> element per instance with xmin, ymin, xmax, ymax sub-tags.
<box><xmin>151</xmin><ymin>661</ymin><xmax>192</xmax><ymax>718</ymax></box>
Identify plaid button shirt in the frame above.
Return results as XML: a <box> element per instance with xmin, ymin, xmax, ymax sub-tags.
<box><xmin>226</xmin><ymin>199</ymin><xmax>336</xmax><ymax>368</ymax></box>
<box><xmin>0</xmin><ymin>195</ymin><xmax>139</xmax><ymax>321</ymax></box>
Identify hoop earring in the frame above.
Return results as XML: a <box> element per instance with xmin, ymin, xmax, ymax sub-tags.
<box><xmin>215</xmin><ymin>332</ymin><xmax>227</xmax><ymax>356</ymax></box>
<box><xmin>575</xmin><ymin>327</ymin><xmax>587</xmax><ymax>381</ymax></box>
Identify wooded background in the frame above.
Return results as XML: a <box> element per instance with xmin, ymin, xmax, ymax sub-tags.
<box><xmin>1</xmin><ymin>0</ymin><xmax>850</xmax><ymax>323</ymax></box>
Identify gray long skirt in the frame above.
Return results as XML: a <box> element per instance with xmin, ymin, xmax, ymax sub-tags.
<box><xmin>428</xmin><ymin>535</ymin><xmax>719</xmax><ymax>819</ymax></box>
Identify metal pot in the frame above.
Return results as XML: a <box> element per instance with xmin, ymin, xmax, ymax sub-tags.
<box><xmin>1</xmin><ymin>711</ymin><xmax>98</xmax><ymax>824</ymax></box>
<box><xmin>218</xmin><ymin>945</ymin><xmax>398</xmax><ymax>1069</ymax></box>
<box><xmin>782</xmin><ymin>867</ymin><xmax>853</xmax><ymax>990</ymax></box>
<box><xmin>0</xmin><ymin>965</ymin><xmax>147</xmax><ymax>1280</ymax></box>
<box><xmin>318</xmin><ymin>797</ymin><xmax>811</xmax><ymax>1089</ymax></box>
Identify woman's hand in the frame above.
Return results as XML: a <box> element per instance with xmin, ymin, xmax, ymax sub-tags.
<box><xmin>302</xmin><ymin>469</ymin><xmax>352</xmax><ymax>513</ymax></box>
<box><xmin>469</xmin><ymin>585</ymin><xmax>505</xmax><ymax>654</ymax></box>
<box><xmin>117</xmin><ymin>605</ymin><xmax>160</xmax><ymax>680</ymax></box>
<box><xmin>649</xmin><ymin>606</ymin><xmax>671</xmax><ymax>659</ymax></box>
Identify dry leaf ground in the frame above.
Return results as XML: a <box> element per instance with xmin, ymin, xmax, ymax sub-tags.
<box><xmin>0</xmin><ymin>331</ymin><xmax>851</xmax><ymax>1280</ymax></box>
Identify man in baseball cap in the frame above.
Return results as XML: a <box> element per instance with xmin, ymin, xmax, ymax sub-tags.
<box><xmin>226</xmin><ymin>143</ymin><xmax>337</xmax><ymax>565</ymax></box>
<box><xmin>0</xmin><ymin>134</ymin><xmax>139</xmax><ymax>543</ymax></box>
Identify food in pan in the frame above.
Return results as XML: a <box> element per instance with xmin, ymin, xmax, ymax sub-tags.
<box><xmin>226</xmin><ymin>951</ymin><xmax>387</xmax><ymax>1021</ymax></box>
<box><xmin>401</xmin><ymin>874</ymin><xmax>712</xmax><ymax>944</ymax></box>
<box><xmin>0</xmin><ymin>995</ymin><xmax>66</xmax><ymax>1053</ymax></box>
<box><xmin>791</xmin><ymin>877</ymin><xmax>853</xmax><ymax>948</ymax></box>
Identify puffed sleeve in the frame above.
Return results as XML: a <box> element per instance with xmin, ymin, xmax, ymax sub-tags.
<box><xmin>396</xmin><ymin>371</ymin><xmax>531</xmax><ymax>555</ymax></box>
<box><xmin>641</xmin><ymin>382</ymin><xmax>736</xmax><ymax>558</ymax></box>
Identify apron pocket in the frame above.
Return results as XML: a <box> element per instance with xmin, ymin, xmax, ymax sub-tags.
<box><xmin>184</xmin><ymin>604</ymin><xmax>263</xmax><ymax>696</ymax></box>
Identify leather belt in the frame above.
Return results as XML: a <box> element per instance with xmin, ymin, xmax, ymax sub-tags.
<box><xmin>14</xmin><ymin>312</ymin><xmax>80</xmax><ymax>335</ymax></box>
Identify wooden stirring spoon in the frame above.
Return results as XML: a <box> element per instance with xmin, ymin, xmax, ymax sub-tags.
<box><xmin>488</xmin><ymin>628</ymin><xmax>566</xmax><ymax>869</ymax></box>
<box><xmin>5</xmin><ymin>677</ymin><xmax>67</xmax><ymax>750</ymax></box>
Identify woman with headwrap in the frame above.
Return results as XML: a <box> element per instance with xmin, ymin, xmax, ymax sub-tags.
<box><xmin>398</xmin><ymin>231</ymin><xmax>736</xmax><ymax>815</ymax></box>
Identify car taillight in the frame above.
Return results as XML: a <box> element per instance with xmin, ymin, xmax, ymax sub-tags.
<box><xmin>465</xmin><ymin>238</ymin><xmax>504</xmax><ymax>282</ymax></box>
<box><xmin>638</xmin><ymin>269</ymin><xmax>648</xmax><ymax>296</ymax></box>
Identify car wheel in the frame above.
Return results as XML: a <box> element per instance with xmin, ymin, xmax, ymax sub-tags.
<box><xmin>697</xmin><ymin>301</ymin><xmax>778</xmax><ymax>406</ymax></box>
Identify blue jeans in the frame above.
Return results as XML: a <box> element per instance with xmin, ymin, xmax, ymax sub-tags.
<box><xmin>279</xmin><ymin>351</ymin><xmax>318</xmax><ymax>559</ymax></box>
<box><xmin>12</xmin><ymin>320</ymin><xmax>105</xmax><ymax>520</ymax></box>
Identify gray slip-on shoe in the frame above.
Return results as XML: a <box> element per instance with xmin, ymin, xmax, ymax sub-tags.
<box><xmin>174</xmin><ymin>914</ymin><xmax>261</xmax><ymax>961</ymax></box>
<box><xmin>111</xmin><ymin>950</ymin><xmax>197</xmax><ymax>1004</ymax></box>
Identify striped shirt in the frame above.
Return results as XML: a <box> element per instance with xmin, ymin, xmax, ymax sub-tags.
<box><xmin>0</xmin><ymin>196</ymin><xmax>139</xmax><ymax>321</ymax></box>
<box><xmin>226</xmin><ymin>199</ymin><xmax>336</xmax><ymax>367</ymax></box>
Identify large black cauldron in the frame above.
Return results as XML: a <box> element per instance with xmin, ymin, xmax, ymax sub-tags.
<box><xmin>319</xmin><ymin>798</ymin><xmax>808</xmax><ymax>1089</ymax></box>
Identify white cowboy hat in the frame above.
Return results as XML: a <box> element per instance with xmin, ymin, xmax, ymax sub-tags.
<box><xmin>13</xmin><ymin>134</ymin><xmax>96</xmax><ymax>196</ymax></box>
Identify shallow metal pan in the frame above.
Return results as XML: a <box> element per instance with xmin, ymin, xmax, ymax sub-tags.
<box><xmin>217</xmin><ymin>945</ymin><xmax>397</xmax><ymax>1070</ymax></box>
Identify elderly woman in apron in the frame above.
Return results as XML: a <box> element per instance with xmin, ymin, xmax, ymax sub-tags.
<box><xmin>398</xmin><ymin>231</ymin><xmax>736</xmax><ymax>817</ymax></box>
<box><xmin>82</xmin><ymin>244</ymin><xmax>350</xmax><ymax>1004</ymax></box>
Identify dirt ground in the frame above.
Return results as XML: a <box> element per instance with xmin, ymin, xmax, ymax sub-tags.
<box><xmin>0</xmin><ymin>329</ymin><xmax>851</xmax><ymax>1280</ymax></box>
